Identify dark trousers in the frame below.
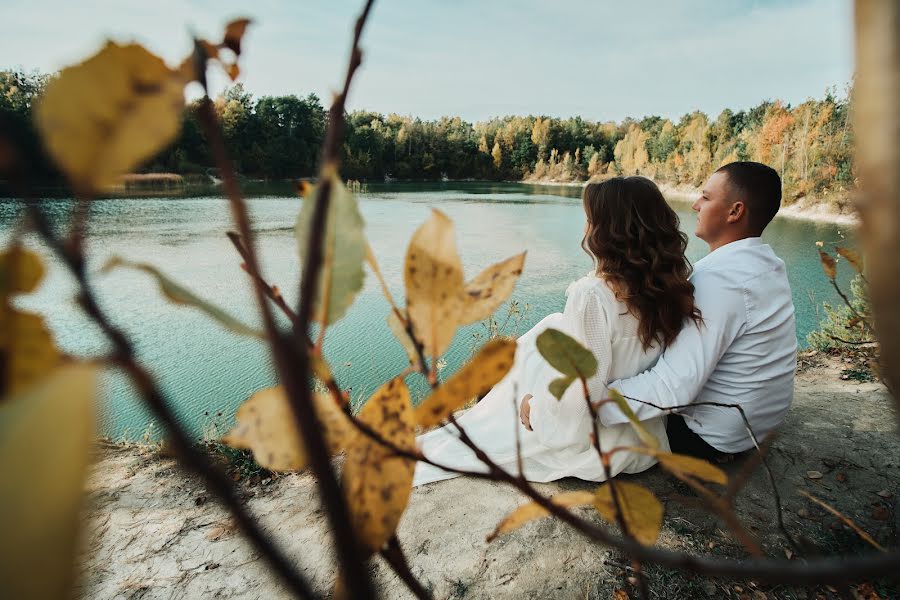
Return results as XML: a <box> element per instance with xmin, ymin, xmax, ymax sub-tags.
<box><xmin>666</xmin><ymin>413</ymin><xmax>741</xmax><ymax>462</ymax></box>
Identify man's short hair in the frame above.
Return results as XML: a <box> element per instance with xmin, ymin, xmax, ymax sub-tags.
<box><xmin>715</xmin><ymin>161</ymin><xmax>782</xmax><ymax>234</ymax></box>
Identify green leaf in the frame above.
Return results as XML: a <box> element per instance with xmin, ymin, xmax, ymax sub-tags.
<box><xmin>535</xmin><ymin>328</ymin><xmax>597</xmax><ymax>379</ymax></box>
<box><xmin>101</xmin><ymin>257</ymin><xmax>264</xmax><ymax>339</ymax></box>
<box><xmin>295</xmin><ymin>171</ymin><xmax>367</xmax><ymax>326</ymax></box>
<box><xmin>0</xmin><ymin>363</ymin><xmax>98</xmax><ymax>599</ymax></box>
<box><xmin>608</xmin><ymin>388</ymin><xmax>659</xmax><ymax>450</ymax></box>
<box><xmin>548</xmin><ymin>375</ymin><xmax>575</xmax><ymax>400</ymax></box>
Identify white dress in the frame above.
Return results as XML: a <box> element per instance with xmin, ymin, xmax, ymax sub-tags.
<box><xmin>412</xmin><ymin>272</ymin><xmax>671</xmax><ymax>487</ymax></box>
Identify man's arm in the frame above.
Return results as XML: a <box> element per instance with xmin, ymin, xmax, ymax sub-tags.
<box><xmin>598</xmin><ymin>270</ymin><xmax>746</xmax><ymax>426</ymax></box>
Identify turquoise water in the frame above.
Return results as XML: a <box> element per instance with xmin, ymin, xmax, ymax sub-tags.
<box><xmin>0</xmin><ymin>182</ymin><xmax>854</xmax><ymax>440</ymax></box>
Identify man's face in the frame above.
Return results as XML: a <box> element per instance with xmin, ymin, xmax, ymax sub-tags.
<box><xmin>692</xmin><ymin>171</ymin><xmax>734</xmax><ymax>244</ymax></box>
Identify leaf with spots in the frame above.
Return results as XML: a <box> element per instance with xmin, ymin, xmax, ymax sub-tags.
<box><xmin>34</xmin><ymin>42</ymin><xmax>187</xmax><ymax>194</ymax></box>
<box><xmin>102</xmin><ymin>257</ymin><xmax>264</xmax><ymax>339</ymax></box>
<box><xmin>486</xmin><ymin>490</ymin><xmax>595</xmax><ymax>542</ymax></box>
<box><xmin>458</xmin><ymin>252</ymin><xmax>526</xmax><ymax>325</ymax></box>
<box><xmin>835</xmin><ymin>246</ymin><xmax>864</xmax><ymax>274</ymax></box>
<box><xmin>535</xmin><ymin>328</ymin><xmax>597</xmax><ymax>379</ymax></box>
<box><xmin>414</xmin><ymin>338</ymin><xmax>516</xmax><ymax>429</ymax></box>
<box><xmin>818</xmin><ymin>250</ymin><xmax>837</xmax><ymax>280</ymax></box>
<box><xmin>0</xmin><ymin>364</ymin><xmax>97</xmax><ymax>599</ymax></box>
<box><xmin>593</xmin><ymin>482</ymin><xmax>663</xmax><ymax>546</ymax></box>
<box><xmin>403</xmin><ymin>209</ymin><xmax>465</xmax><ymax>357</ymax></box>
<box><xmin>295</xmin><ymin>171</ymin><xmax>367</xmax><ymax>326</ymax></box>
<box><xmin>608</xmin><ymin>388</ymin><xmax>659</xmax><ymax>450</ymax></box>
<box><xmin>0</xmin><ymin>248</ymin><xmax>60</xmax><ymax>397</ymax></box>
<box><xmin>223</xmin><ymin>385</ymin><xmax>354</xmax><ymax>471</ymax></box>
<box><xmin>343</xmin><ymin>377</ymin><xmax>416</xmax><ymax>553</ymax></box>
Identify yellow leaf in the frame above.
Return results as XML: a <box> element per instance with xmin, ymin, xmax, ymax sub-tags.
<box><xmin>594</xmin><ymin>481</ymin><xmax>663</xmax><ymax>546</ymax></box>
<box><xmin>0</xmin><ymin>248</ymin><xmax>60</xmax><ymax>396</ymax></box>
<box><xmin>818</xmin><ymin>250</ymin><xmax>837</xmax><ymax>280</ymax></box>
<box><xmin>835</xmin><ymin>246</ymin><xmax>864</xmax><ymax>274</ymax></box>
<box><xmin>35</xmin><ymin>42</ymin><xmax>186</xmax><ymax>194</ymax></box>
<box><xmin>608</xmin><ymin>388</ymin><xmax>659</xmax><ymax>450</ymax></box>
<box><xmin>102</xmin><ymin>257</ymin><xmax>264</xmax><ymax>339</ymax></box>
<box><xmin>387</xmin><ymin>308</ymin><xmax>421</xmax><ymax>370</ymax></box>
<box><xmin>0</xmin><ymin>246</ymin><xmax>44</xmax><ymax>295</ymax></box>
<box><xmin>626</xmin><ymin>447</ymin><xmax>727</xmax><ymax>486</ymax></box>
<box><xmin>0</xmin><ymin>364</ymin><xmax>97</xmax><ymax>599</ymax></box>
<box><xmin>414</xmin><ymin>338</ymin><xmax>516</xmax><ymax>429</ymax></box>
<box><xmin>487</xmin><ymin>490</ymin><xmax>594</xmax><ymax>542</ymax></box>
<box><xmin>458</xmin><ymin>252</ymin><xmax>526</xmax><ymax>325</ymax></box>
<box><xmin>342</xmin><ymin>378</ymin><xmax>416</xmax><ymax>553</ymax></box>
<box><xmin>404</xmin><ymin>209</ymin><xmax>465</xmax><ymax>357</ymax></box>
<box><xmin>223</xmin><ymin>386</ymin><xmax>353</xmax><ymax>472</ymax></box>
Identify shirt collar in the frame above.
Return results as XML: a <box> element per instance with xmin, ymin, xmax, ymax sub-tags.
<box><xmin>696</xmin><ymin>237</ymin><xmax>764</xmax><ymax>268</ymax></box>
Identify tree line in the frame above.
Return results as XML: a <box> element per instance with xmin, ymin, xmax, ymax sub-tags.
<box><xmin>2</xmin><ymin>68</ymin><xmax>853</xmax><ymax>205</ymax></box>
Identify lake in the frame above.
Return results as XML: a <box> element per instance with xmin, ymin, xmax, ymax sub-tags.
<box><xmin>0</xmin><ymin>182</ymin><xmax>855</xmax><ymax>440</ymax></box>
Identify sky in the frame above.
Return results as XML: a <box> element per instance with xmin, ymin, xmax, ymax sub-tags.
<box><xmin>2</xmin><ymin>0</ymin><xmax>854</xmax><ymax>123</ymax></box>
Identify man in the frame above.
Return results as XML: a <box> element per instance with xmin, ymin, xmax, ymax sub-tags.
<box><xmin>599</xmin><ymin>161</ymin><xmax>797</xmax><ymax>460</ymax></box>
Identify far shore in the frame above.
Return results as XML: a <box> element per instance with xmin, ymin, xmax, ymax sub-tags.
<box><xmin>520</xmin><ymin>178</ymin><xmax>859</xmax><ymax>227</ymax></box>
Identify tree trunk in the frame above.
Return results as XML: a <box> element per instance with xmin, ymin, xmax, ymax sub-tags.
<box><xmin>854</xmin><ymin>0</ymin><xmax>900</xmax><ymax>406</ymax></box>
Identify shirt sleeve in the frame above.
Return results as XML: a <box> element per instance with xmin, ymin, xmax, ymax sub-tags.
<box><xmin>530</xmin><ymin>282</ymin><xmax>613</xmax><ymax>449</ymax></box>
<box><xmin>597</xmin><ymin>269</ymin><xmax>747</xmax><ymax>426</ymax></box>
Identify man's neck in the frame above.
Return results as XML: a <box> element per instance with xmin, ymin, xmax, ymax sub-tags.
<box><xmin>706</xmin><ymin>232</ymin><xmax>757</xmax><ymax>253</ymax></box>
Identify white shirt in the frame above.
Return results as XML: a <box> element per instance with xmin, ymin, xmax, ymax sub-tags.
<box><xmin>599</xmin><ymin>237</ymin><xmax>797</xmax><ymax>453</ymax></box>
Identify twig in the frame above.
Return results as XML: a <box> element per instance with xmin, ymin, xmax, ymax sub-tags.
<box><xmin>194</xmin><ymin>20</ymin><xmax>376</xmax><ymax>597</ymax></box>
<box><xmin>226</xmin><ymin>231</ymin><xmax>299</xmax><ymax>327</ymax></box>
<box><xmin>798</xmin><ymin>491</ymin><xmax>886</xmax><ymax>552</ymax></box>
<box><xmin>380</xmin><ymin>535</ymin><xmax>433</xmax><ymax>600</ymax></box>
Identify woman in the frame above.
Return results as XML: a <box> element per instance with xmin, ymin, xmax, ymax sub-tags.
<box><xmin>413</xmin><ymin>177</ymin><xmax>702</xmax><ymax>486</ymax></box>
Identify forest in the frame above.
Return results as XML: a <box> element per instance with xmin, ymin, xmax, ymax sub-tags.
<box><xmin>2</xmin><ymin>68</ymin><xmax>853</xmax><ymax>206</ymax></box>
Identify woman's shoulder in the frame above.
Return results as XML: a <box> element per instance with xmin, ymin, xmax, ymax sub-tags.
<box><xmin>566</xmin><ymin>272</ymin><xmax>619</xmax><ymax>306</ymax></box>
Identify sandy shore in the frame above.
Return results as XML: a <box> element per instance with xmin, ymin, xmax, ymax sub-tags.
<box><xmin>76</xmin><ymin>357</ymin><xmax>897</xmax><ymax>599</ymax></box>
<box><xmin>522</xmin><ymin>178</ymin><xmax>859</xmax><ymax>227</ymax></box>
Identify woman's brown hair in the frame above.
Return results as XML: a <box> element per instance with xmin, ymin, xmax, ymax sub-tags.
<box><xmin>581</xmin><ymin>176</ymin><xmax>702</xmax><ymax>350</ymax></box>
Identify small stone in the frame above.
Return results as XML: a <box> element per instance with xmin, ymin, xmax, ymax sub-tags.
<box><xmin>701</xmin><ymin>581</ymin><xmax>717</xmax><ymax>596</ymax></box>
<box><xmin>784</xmin><ymin>548</ymin><xmax>794</xmax><ymax>559</ymax></box>
<box><xmin>877</xmin><ymin>490</ymin><xmax>893</xmax><ymax>499</ymax></box>
<box><xmin>807</xmin><ymin>471</ymin><xmax>823</xmax><ymax>480</ymax></box>
<box><xmin>797</xmin><ymin>508</ymin><xmax>810</xmax><ymax>518</ymax></box>
<box><xmin>734</xmin><ymin>585</ymin><xmax>744</xmax><ymax>593</ymax></box>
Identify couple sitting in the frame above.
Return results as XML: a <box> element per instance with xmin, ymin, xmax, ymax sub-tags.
<box><xmin>413</xmin><ymin>161</ymin><xmax>797</xmax><ymax>486</ymax></box>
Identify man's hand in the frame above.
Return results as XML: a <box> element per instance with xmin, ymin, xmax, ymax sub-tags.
<box><xmin>519</xmin><ymin>394</ymin><xmax>533</xmax><ymax>431</ymax></box>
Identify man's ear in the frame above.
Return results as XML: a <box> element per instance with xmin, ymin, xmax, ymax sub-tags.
<box><xmin>726</xmin><ymin>201</ymin><xmax>746</xmax><ymax>224</ymax></box>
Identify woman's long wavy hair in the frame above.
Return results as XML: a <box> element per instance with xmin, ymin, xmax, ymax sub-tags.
<box><xmin>581</xmin><ymin>176</ymin><xmax>702</xmax><ymax>350</ymax></box>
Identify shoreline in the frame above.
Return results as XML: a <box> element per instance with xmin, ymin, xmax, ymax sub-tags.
<box><xmin>520</xmin><ymin>178</ymin><xmax>859</xmax><ymax>227</ymax></box>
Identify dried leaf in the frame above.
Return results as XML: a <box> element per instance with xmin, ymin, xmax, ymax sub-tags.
<box><xmin>226</xmin><ymin>62</ymin><xmax>240</xmax><ymax>81</ymax></box>
<box><xmin>835</xmin><ymin>246</ymin><xmax>864</xmax><ymax>273</ymax></box>
<box><xmin>414</xmin><ymin>338</ymin><xmax>516</xmax><ymax>429</ymax></box>
<box><xmin>626</xmin><ymin>446</ymin><xmax>727</xmax><ymax>485</ymax></box>
<box><xmin>594</xmin><ymin>482</ymin><xmax>663</xmax><ymax>546</ymax></box>
<box><xmin>535</xmin><ymin>327</ymin><xmax>597</xmax><ymax>379</ymax></box>
<box><xmin>458</xmin><ymin>252</ymin><xmax>526</xmax><ymax>325</ymax></box>
<box><xmin>35</xmin><ymin>42</ymin><xmax>186</xmax><ymax>194</ymax></box>
<box><xmin>223</xmin><ymin>18</ymin><xmax>252</xmax><ymax>55</ymax></box>
<box><xmin>223</xmin><ymin>386</ymin><xmax>353</xmax><ymax>471</ymax></box>
<box><xmin>343</xmin><ymin>378</ymin><xmax>416</xmax><ymax>553</ymax></box>
<box><xmin>102</xmin><ymin>257</ymin><xmax>264</xmax><ymax>339</ymax></box>
<box><xmin>0</xmin><ymin>364</ymin><xmax>97</xmax><ymax>599</ymax></box>
<box><xmin>404</xmin><ymin>209</ymin><xmax>465</xmax><ymax>357</ymax></box>
<box><xmin>0</xmin><ymin>248</ymin><xmax>60</xmax><ymax>396</ymax></box>
<box><xmin>486</xmin><ymin>490</ymin><xmax>595</xmax><ymax>542</ymax></box>
<box><xmin>387</xmin><ymin>309</ymin><xmax>420</xmax><ymax>369</ymax></box>
<box><xmin>807</xmin><ymin>470</ymin><xmax>823</xmax><ymax>480</ymax></box>
<box><xmin>295</xmin><ymin>172</ymin><xmax>367</xmax><ymax>326</ymax></box>
<box><xmin>818</xmin><ymin>250</ymin><xmax>837</xmax><ymax>280</ymax></box>
<box><xmin>608</xmin><ymin>388</ymin><xmax>659</xmax><ymax>450</ymax></box>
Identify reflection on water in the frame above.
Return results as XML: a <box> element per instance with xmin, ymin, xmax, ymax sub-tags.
<box><xmin>0</xmin><ymin>182</ymin><xmax>854</xmax><ymax>439</ymax></box>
